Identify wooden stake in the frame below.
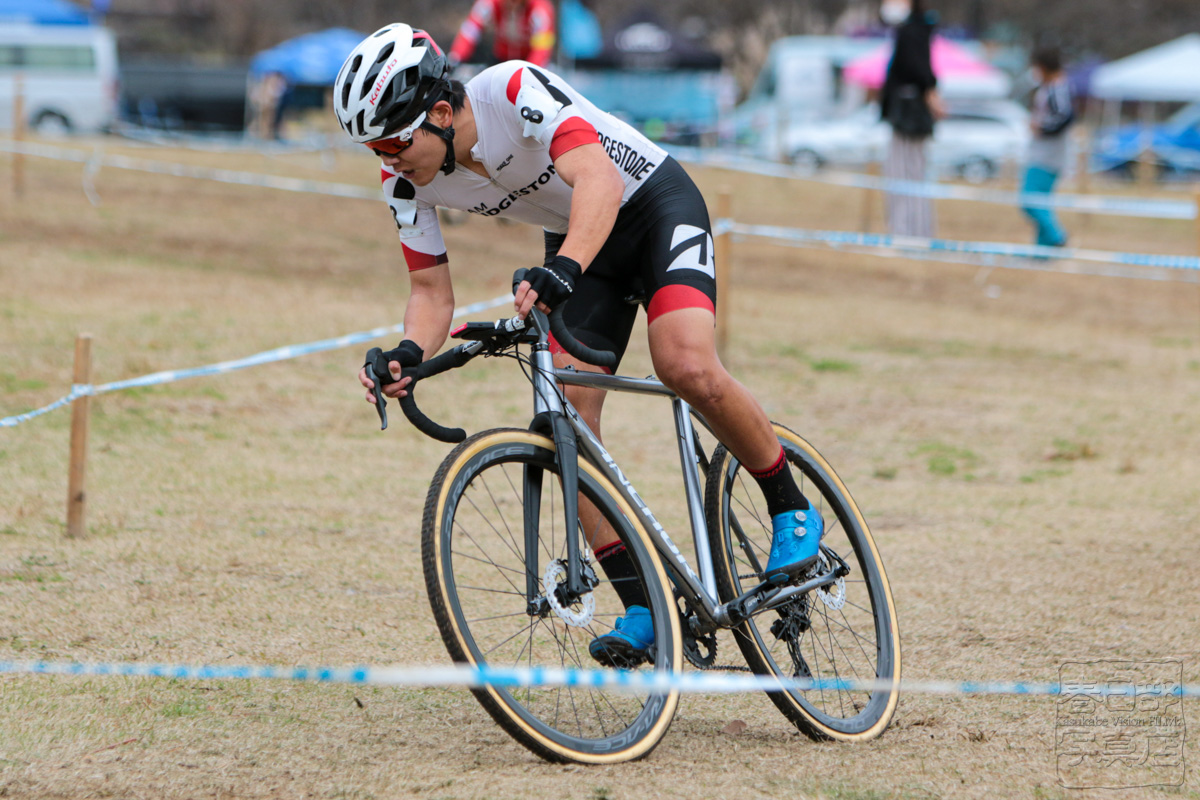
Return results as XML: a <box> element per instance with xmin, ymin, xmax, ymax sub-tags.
<box><xmin>66</xmin><ymin>334</ymin><xmax>94</xmax><ymax>539</ymax></box>
<box><xmin>714</xmin><ymin>189</ymin><xmax>732</xmax><ymax>358</ymax></box>
<box><xmin>12</xmin><ymin>72</ymin><xmax>25</xmax><ymax>198</ymax></box>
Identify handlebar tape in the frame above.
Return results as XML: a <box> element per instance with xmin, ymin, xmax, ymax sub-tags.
<box><xmin>548</xmin><ymin>307</ymin><xmax>617</xmax><ymax>369</ymax></box>
<box><xmin>397</xmin><ymin>345</ymin><xmax>476</xmax><ymax>443</ymax></box>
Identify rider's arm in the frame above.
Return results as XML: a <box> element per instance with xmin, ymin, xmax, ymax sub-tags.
<box><xmin>551</xmin><ymin>143</ymin><xmax>624</xmax><ymax>273</ymax></box>
<box><xmin>403</xmin><ymin>262</ymin><xmax>456</xmax><ymax>359</ymax></box>
<box><xmin>360</xmin><ymin>263</ymin><xmax>455</xmax><ymax>402</ymax></box>
<box><xmin>514</xmin><ymin>143</ymin><xmax>621</xmax><ymax>318</ymax></box>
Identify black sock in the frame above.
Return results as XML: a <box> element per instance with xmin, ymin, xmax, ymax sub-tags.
<box><xmin>594</xmin><ymin>541</ymin><xmax>649</xmax><ymax>610</ymax></box>
<box><xmin>747</xmin><ymin>446</ymin><xmax>810</xmax><ymax>518</ymax></box>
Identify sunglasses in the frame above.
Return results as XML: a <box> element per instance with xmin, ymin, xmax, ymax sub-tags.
<box><xmin>365</xmin><ymin>112</ymin><xmax>426</xmax><ymax>157</ymax></box>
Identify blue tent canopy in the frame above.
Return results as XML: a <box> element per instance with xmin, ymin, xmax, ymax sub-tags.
<box><xmin>0</xmin><ymin>0</ymin><xmax>90</xmax><ymax>25</ymax></box>
<box><xmin>249</xmin><ymin>28</ymin><xmax>366</xmax><ymax>86</ymax></box>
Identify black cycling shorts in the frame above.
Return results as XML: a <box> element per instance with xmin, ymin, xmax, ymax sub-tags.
<box><xmin>543</xmin><ymin>156</ymin><xmax>717</xmax><ymax>370</ymax></box>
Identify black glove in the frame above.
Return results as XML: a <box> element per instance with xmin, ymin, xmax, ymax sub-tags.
<box><xmin>366</xmin><ymin>340</ymin><xmax>424</xmax><ymax>386</ymax></box>
<box><xmin>524</xmin><ymin>255</ymin><xmax>582</xmax><ymax>311</ymax></box>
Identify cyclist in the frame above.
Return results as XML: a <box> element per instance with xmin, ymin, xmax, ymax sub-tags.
<box><xmin>448</xmin><ymin>0</ymin><xmax>556</xmax><ymax>69</ymax></box>
<box><xmin>339</xmin><ymin>24</ymin><xmax>823</xmax><ymax>666</ymax></box>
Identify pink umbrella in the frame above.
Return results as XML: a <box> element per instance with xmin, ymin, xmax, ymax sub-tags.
<box><xmin>843</xmin><ymin>36</ymin><xmax>997</xmax><ymax>90</ymax></box>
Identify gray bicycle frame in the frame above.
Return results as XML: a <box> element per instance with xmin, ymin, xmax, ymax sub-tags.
<box><xmin>527</xmin><ymin>343</ymin><xmax>817</xmax><ymax>630</ymax></box>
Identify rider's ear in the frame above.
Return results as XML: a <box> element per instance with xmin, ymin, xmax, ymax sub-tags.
<box><xmin>428</xmin><ymin>100</ymin><xmax>454</xmax><ymax>129</ymax></box>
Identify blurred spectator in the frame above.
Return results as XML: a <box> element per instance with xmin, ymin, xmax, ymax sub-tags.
<box><xmin>250</xmin><ymin>71</ymin><xmax>288</xmax><ymax>140</ymax></box>
<box><xmin>1021</xmin><ymin>46</ymin><xmax>1073</xmax><ymax>248</ymax></box>
<box><xmin>449</xmin><ymin>0</ymin><xmax>556</xmax><ymax>69</ymax></box>
<box><xmin>879</xmin><ymin>0</ymin><xmax>944</xmax><ymax>237</ymax></box>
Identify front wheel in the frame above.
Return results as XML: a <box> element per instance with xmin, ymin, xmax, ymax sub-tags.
<box><xmin>422</xmin><ymin>429</ymin><xmax>682</xmax><ymax>763</ymax></box>
<box><xmin>704</xmin><ymin>423</ymin><xmax>900</xmax><ymax>741</ymax></box>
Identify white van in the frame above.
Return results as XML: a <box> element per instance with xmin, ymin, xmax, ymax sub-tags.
<box><xmin>728</xmin><ymin>36</ymin><xmax>886</xmax><ymax>151</ymax></box>
<box><xmin>0</xmin><ymin>24</ymin><xmax>119</xmax><ymax>134</ymax></box>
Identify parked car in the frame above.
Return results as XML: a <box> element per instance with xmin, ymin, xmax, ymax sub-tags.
<box><xmin>770</xmin><ymin>99</ymin><xmax>1030</xmax><ymax>182</ymax></box>
<box><xmin>1092</xmin><ymin>103</ymin><xmax>1200</xmax><ymax>178</ymax></box>
<box><xmin>0</xmin><ymin>23</ymin><xmax>119</xmax><ymax>135</ymax></box>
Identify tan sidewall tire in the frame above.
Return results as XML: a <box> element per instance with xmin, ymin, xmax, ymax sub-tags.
<box><xmin>424</xmin><ymin>429</ymin><xmax>682</xmax><ymax>763</ymax></box>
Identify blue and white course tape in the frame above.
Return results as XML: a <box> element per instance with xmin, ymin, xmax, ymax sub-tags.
<box><xmin>715</xmin><ymin>220</ymin><xmax>1200</xmax><ymax>275</ymax></box>
<box><xmin>1</xmin><ymin>659</ymin><xmax>1197</xmax><ymax>698</ymax></box>
<box><xmin>671</xmin><ymin>146</ymin><xmax>1199</xmax><ymax>220</ymax></box>
<box><xmin>0</xmin><ymin>139</ymin><xmax>379</xmax><ymax>201</ymax></box>
<box><xmin>1</xmin><ymin>294</ymin><xmax>513</xmax><ymax>429</ymax></box>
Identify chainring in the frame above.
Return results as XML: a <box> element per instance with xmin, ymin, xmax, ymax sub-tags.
<box><xmin>675</xmin><ymin>595</ymin><xmax>719</xmax><ymax>668</ymax></box>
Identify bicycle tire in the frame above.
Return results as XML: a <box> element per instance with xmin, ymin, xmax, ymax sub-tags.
<box><xmin>422</xmin><ymin>429</ymin><xmax>682</xmax><ymax>763</ymax></box>
<box><xmin>704</xmin><ymin>423</ymin><xmax>900</xmax><ymax>741</ymax></box>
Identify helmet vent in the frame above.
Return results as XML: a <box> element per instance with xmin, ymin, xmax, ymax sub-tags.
<box><xmin>403</xmin><ymin>66</ymin><xmax>420</xmax><ymax>92</ymax></box>
<box><xmin>376</xmin><ymin>43</ymin><xmax>395</xmax><ymax>63</ymax></box>
<box><xmin>354</xmin><ymin>110</ymin><xmax>365</xmax><ymax>138</ymax></box>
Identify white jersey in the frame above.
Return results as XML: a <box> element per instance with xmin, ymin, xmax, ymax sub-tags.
<box><xmin>380</xmin><ymin>61</ymin><xmax>669</xmax><ymax>270</ymax></box>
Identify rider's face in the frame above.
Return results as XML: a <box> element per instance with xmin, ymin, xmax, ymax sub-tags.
<box><xmin>373</xmin><ymin>102</ymin><xmax>454</xmax><ymax>186</ymax></box>
<box><xmin>375</xmin><ymin>129</ymin><xmax>443</xmax><ymax>186</ymax></box>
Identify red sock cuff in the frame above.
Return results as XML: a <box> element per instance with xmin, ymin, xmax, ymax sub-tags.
<box><xmin>746</xmin><ymin>447</ymin><xmax>787</xmax><ymax>479</ymax></box>
<box><xmin>594</xmin><ymin>541</ymin><xmax>627</xmax><ymax>560</ymax></box>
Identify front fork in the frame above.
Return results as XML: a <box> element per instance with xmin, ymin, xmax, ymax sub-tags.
<box><xmin>523</xmin><ymin>409</ymin><xmax>592</xmax><ymax>608</ymax></box>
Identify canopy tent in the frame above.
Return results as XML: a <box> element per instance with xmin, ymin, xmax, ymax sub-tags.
<box><xmin>249</xmin><ymin>28</ymin><xmax>365</xmax><ymax>86</ymax></box>
<box><xmin>1090</xmin><ymin>34</ymin><xmax>1200</xmax><ymax>102</ymax></box>
<box><xmin>843</xmin><ymin>36</ymin><xmax>1010</xmax><ymax>99</ymax></box>
<box><xmin>0</xmin><ymin>0</ymin><xmax>90</xmax><ymax>25</ymax></box>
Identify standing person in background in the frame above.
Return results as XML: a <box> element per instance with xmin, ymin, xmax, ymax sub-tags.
<box><xmin>449</xmin><ymin>0</ymin><xmax>557</xmax><ymax>69</ymax></box>
<box><xmin>879</xmin><ymin>0</ymin><xmax>943</xmax><ymax>237</ymax></box>
<box><xmin>1021</xmin><ymin>46</ymin><xmax>1073</xmax><ymax>248</ymax></box>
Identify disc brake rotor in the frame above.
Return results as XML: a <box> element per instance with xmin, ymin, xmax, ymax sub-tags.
<box><xmin>542</xmin><ymin>559</ymin><xmax>595</xmax><ymax>627</ymax></box>
<box><xmin>815</xmin><ymin>551</ymin><xmax>846</xmax><ymax>610</ymax></box>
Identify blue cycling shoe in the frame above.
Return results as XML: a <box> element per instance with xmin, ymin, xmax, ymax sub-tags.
<box><xmin>763</xmin><ymin>508</ymin><xmax>824</xmax><ymax>584</ymax></box>
<box><xmin>589</xmin><ymin>605</ymin><xmax>654</xmax><ymax>667</ymax></box>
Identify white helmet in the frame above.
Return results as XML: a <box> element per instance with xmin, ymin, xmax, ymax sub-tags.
<box><xmin>334</xmin><ymin>23</ymin><xmax>449</xmax><ymax>143</ymax></box>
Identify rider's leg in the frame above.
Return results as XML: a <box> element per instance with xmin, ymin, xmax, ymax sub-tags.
<box><xmin>647</xmin><ymin>307</ymin><xmax>789</xmax><ymax>475</ymax></box>
<box><xmin>648</xmin><ymin>307</ymin><xmax>822</xmax><ymax>582</ymax></box>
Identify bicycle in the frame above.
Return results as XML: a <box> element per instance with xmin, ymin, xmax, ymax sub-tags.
<box><xmin>365</xmin><ymin>270</ymin><xmax>900</xmax><ymax>764</ymax></box>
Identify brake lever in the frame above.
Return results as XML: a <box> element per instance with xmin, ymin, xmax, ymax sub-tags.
<box><xmin>363</xmin><ymin>349</ymin><xmax>388</xmax><ymax>431</ymax></box>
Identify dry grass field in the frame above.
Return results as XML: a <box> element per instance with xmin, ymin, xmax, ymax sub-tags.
<box><xmin>2</xmin><ymin>137</ymin><xmax>1199</xmax><ymax>799</ymax></box>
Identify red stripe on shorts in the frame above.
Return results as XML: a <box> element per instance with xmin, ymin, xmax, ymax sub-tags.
<box><xmin>647</xmin><ymin>285</ymin><xmax>715</xmax><ymax>325</ymax></box>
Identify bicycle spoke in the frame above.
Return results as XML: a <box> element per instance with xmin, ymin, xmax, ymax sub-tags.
<box><xmin>477</xmin><ymin>469</ymin><xmax>528</xmax><ymax>567</ymax></box>
<box><xmin>463</xmin><ymin>483</ymin><xmax>524</xmax><ymax>565</ymax></box>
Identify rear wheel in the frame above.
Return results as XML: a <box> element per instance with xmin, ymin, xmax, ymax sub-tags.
<box><xmin>423</xmin><ymin>429</ymin><xmax>682</xmax><ymax>763</ymax></box>
<box><xmin>788</xmin><ymin>148</ymin><xmax>823</xmax><ymax>174</ymax></box>
<box><xmin>704</xmin><ymin>423</ymin><xmax>900</xmax><ymax>741</ymax></box>
<box><xmin>31</xmin><ymin>111</ymin><xmax>71</xmax><ymax>137</ymax></box>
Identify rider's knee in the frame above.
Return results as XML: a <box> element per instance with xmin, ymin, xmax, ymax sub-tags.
<box><xmin>656</xmin><ymin>358</ymin><xmax>726</xmax><ymax>408</ymax></box>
